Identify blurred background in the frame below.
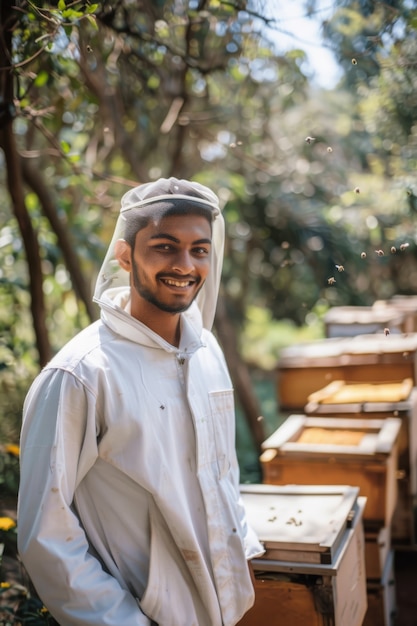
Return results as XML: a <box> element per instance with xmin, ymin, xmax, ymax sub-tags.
<box><xmin>1</xmin><ymin>0</ymin><xmax>417</xmax><ymax>487</ymax></box>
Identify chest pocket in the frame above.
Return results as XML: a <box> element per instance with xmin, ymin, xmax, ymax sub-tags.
<box><xmin>208</xmin><ymin>389</ymin><xmax>235</xmax><ymax>479</ymax></box>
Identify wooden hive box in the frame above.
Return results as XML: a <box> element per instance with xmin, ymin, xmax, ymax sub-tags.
<box><xmin>324</xmin><ymin>305</ymin><xmax>408</xmax><ymax>339</ymax></box>
<box><xmin>305</xmin><ymin>380</ymin><xmax>417</xmax><ymax>547</ymax></box>
<box><xmin>364</xmin><ymin>526</ymin><xmax>391</xmax><ymax>582</ymax></box>
<box><xmin>374</xmin><ymin>295</ymin><xmax>417</xmax><ymax>333</ymax></box>
<box><xmin>260</xmin><ymin>415</ymin><xmax>402</xmax><ymax>526</ymax></box>
<box><xmin>276</xmin><ymin>333</ymin><xmax>417</xmax><ymax>412</ymax></box>
<box><xmin>363</xmin><ymin>550</ymin><xmax>396</xmax><ymax>626</ymax></box>
<box><xmin>305</xmin><ymin>379</ymin><xmax>417</xmax><ymax>488</ymax></box>
<box><xmin>390</xmin><ymin>483</ymin><xmax>417</xmax><ymax>548</ymax></box>
<box><xmin>238</xmin><ymin>485</ymin><xmax>367</xmax><ymax>626</ymax></box>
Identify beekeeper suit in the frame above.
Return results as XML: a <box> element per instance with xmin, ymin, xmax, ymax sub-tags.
<box><xmin>18</xmin><ymin>177</ymin><xmax>263</xmax><ymax>626</ymax></box>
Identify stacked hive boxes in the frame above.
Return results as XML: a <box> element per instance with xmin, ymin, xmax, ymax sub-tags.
<box><xmin>365</xmin><ymin>296</ymin><xmax>417</xmax><ymax>334</ymax></box>
<box><xmin>238</xmin><ymin>485</ymin><xmax>367</xmax><ymax>626</ymax></box>
<box><xmin>305</xmin><ymin>380</ymin><xmax>417</xmax><ymax>548</ymax></box>
<box><xmin>276</xmin><ymin>333</ymin><xmax>417</xmax><ymax>413</ymax></box>
<box><xmin>262</xmin><ymin>298</ymin><xmax>417</xmax><ymax>625</ymax></box>
<box><xmin>260</xmin><ymin>415</ymin><xmax>401</xmax><ymax>625</ymax></box>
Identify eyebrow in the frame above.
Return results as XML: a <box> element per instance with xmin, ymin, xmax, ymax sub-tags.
<box><xmin>149</xmin><ymin>233</ymin><xmax>212</xmax><ymax>245</ymax></box>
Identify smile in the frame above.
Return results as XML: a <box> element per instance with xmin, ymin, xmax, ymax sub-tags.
<box><xmin>162</xmin><ymin>278</ymin><xmax>193</xmax><ymax>288</ymax></box>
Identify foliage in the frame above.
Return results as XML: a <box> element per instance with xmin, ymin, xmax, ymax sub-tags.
<box><xmin>3</xmin><ymin>1</ymin><xmax>415</xmax><ymax>330</ymax></box>
<box><xmin>320</xmin><ymin>0</ymin><xmax>412</xmax><ymax>82</ymax></box>
<box><xmin>2</xmin><ymin>0</ymin><xmax>417</xmax><ymax>435</ymax></box>
<box><xmin>0</xmin><ymin>447</ymin><xmax>58</xmax><ymax>625</ymax></box>
<box><xmin>0</xmin><ymin>560</ymin><xmax>58</xmax><ymax>625</ymax></box>
<box><xmin>0</xmin><ymin>592</ymin><xmax>59</xmax><ymax>626</ymax></box>
<box><xmin>0</xmin><ymin>445</ymin><xmax>20</xmax><ymax>497</ymax></box>
<box><xmin>241</xmin><ymin>305</ymin><xmax>324</xmax><ymax>370</ymax></box>
<box><xmin>1</xmin><ymin>3</ymin><xmax>417</xmax><ymax>615</ymax></box>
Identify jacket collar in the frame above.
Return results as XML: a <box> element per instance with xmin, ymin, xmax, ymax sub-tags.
<box><xmin>99</xmin><ymin>287</ymin><xmax>205</xmax><ymax>355</ymax></box>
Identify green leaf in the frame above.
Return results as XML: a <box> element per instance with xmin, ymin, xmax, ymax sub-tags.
<box><xmin>58</xmin><ymin>0</ymin><xmax>66</xmax><ymax>9</ymax></box>
<box><xmin>25</xmin><ymin>192</ymin><xmax>39</xmax><ymax>210</ymax></box>
<box><xmin>86</xmin><ymin>14</ymin><xmax>98</xmax><ymax>30</ymax></box>
<box><xmin>147</xmin><ymin>75</ymin><xmax>160</xmax><ymax>89</ymax></box>
<box><xmin>33</xmin><ymin>71</ymin><xmax>49</xmax><ymax>87</ymax></box>
<box><xmin>60</xmin><ymin>140</ymin><xmax>71</xmax><ymax>154</ymax></box>
<box><xmin>62</xmin><ymin>9</ymin><xmax>84</xmax><ymax>19</ymax></box>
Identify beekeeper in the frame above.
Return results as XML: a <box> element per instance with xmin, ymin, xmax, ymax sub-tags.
<box><xmin>18</xmin><ymin>177</ymin><xmax>263</xmax><ymax>626</ymax></box>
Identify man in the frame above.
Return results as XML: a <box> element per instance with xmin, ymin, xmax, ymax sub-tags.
<box><xmin>18</xmin><ymin>177</ymin><xmax>263</xmax><ymax>626</ymax></box>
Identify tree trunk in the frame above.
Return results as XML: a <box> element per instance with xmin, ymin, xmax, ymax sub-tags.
<box><xmin>214</xmin><ymin>294</ymin><xmax>265</xmax><ymax>454</ymax></box>
<box><xmin>0</xmin><ymin>0</ymin><xmax>52</xmax><ymax>366</ymax></box>
<box><xmin>21</xmin><ymin>158</ymin><xmax>98</xmax><ymax>322</ymax></box>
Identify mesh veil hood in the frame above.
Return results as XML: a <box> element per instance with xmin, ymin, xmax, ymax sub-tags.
<box><xmin>93</xmin><ymin>177</ymin><xmax>225</xmax><ymax>331</ymax></box>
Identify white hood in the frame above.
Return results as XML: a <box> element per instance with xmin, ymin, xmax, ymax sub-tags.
<box><xmin>93</xmin><ymin>177</ymin><xmax>225</xmax><ymax>331</ymax></box>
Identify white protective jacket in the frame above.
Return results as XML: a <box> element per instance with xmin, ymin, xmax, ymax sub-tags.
<box><xmin>18</xmin><ymin>179</ymin><xmax>264</xmax><ymax>626</ymax></box>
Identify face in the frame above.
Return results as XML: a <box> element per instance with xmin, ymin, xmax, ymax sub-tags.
<box><xmin>117</xmin><ymin>213</ymin><xmax>212</xmax><ymax>321</ymax></box>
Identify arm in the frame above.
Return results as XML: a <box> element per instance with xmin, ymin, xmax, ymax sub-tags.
<box><xmin>18</xmin><ymin>368</ymin><xmax>151</xmax><ymax>626</ymax></box>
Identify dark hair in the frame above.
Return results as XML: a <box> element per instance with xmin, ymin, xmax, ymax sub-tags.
<box><xmin>123</xmin><ymin>201</ymin><xmax>213</xmax><ymax>248</ymax></box>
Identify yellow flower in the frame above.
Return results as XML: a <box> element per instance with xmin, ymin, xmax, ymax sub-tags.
<box><xmin>0</xmin><ymin>582</ymin><xmax>11</xmax><ymax>589</ymax></box>
<box><xmin>40</xmin><ymin>607</ymin><xmax>49</xmax><ymax>614</ymax></box>
<box><xmin>0</xmin><ymin>517</ymin><xmax>16</xmax><ymax>531</ymax></box>
<box><xmin>5</xmin><ymin>444</ymin><xmax>20</xmax><ymax>457</ymax></box>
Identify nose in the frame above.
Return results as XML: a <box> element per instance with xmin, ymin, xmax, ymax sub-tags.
<box><xmin>171</xmin><ymin>250</ymin><xmax>194</xmax><ymax>274</ymax></box>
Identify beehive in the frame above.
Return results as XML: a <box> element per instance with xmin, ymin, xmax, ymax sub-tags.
<box><xmin>305</xmin><ymin>380</ymin><xmax>417</xmax><ymax>546</ymax></box>
<box><xmin>324</xmin><ymin>305</ymin><xmax>408</xmax><ymax>338</ymax></box>
<box><xmin>276</xmin><ymin>333</ymin><xmax>417</xmax><ymax>411</ymax></box>
<box><xmin>374</xmin><ymin>295</ymin><xmax>417</xmax><ymax>333</ymax></box>
<box><xmin>363</xmin><ymin>551</ymin><xmax>396</xmax><ymax>626</ymax></box>
<box><xmin>364</xmin><ymin>525</ymin><xmax>391</xmax><ymax>581</ymax></box>
<box><xmin>238</xmin><ymin>485</ymin><xmax>367</xmax><ymax>626</ymax></box>
<box><xmin>260</xmin><ymin>415</ymin><xmax>402</xmax><ymax>526</ymax></box>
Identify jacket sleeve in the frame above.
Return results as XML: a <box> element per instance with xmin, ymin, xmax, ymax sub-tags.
<box><xmin>18</xmin><ymin>368</ymin><xmax>151</xmax><ymax>626</ymax></box>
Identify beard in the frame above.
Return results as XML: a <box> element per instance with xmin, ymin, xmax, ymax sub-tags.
<box><xmin>131</xmin><ymin>256</ymin><xmax>203</xmax><ymax>314</ymax></box>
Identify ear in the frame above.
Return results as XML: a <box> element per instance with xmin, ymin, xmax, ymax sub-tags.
<box><xmin>115</xmin><ymin>239</ymin><xmax>132</xmax><ymax>272</ymax></box>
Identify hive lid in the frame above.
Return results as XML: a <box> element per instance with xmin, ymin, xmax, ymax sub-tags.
<box><xmin>240</xmin><ymin>484</ymin><xmax>359</xmax><ymax>565</ymax></box>
<box><xmin>347</xmin><ymin>332</ymin><xmax>417</xmax><ymax>353</ymax></box>
<box><xmin>277</xmin><ymin>332</ymin><xmax>417</xmax><ymax>366</ymax></box>
<box><xmin>324</xmin><ymin>305</ymin><xmax>406</xmax><ymax>324</ymax></box>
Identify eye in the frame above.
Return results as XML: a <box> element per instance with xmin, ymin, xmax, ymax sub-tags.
<box><xmin>193</xmin><ymin>246</ymin><xmax>210</xmax><ymax>255</ymax></box>
<box><xmin>153</xmin><ymin>243</ymin><xmax>174</xmax><ymax>252</ymax></box>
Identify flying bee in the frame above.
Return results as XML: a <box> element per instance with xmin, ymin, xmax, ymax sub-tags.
<box><xmin>335</xmin><ymin>265</ymin><xmax>344</xmax><ymax>272</ymax></box>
